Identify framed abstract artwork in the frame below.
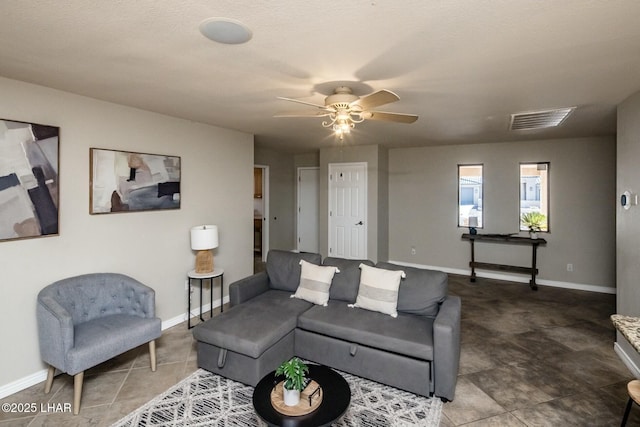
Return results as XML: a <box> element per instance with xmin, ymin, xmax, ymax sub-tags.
<box><xmin>90</xmin><ymin>148</ymin><xmax>181</xmax><ymax>214</ymax></box>
<box><xmin>0</xmin><ymin>118</ymin><xmax>59</xmax><ymax>242</ymax></box>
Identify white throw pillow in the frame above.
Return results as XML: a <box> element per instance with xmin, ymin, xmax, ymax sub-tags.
<box><xmin>291</xmin><ymin>260</ymin><xmax>339</xmax><ymax>306</ymax></box>
<box><xmin>349</xmin><ymin>263</ymin><xmax>405</xmax><ymax>317</ymax></box>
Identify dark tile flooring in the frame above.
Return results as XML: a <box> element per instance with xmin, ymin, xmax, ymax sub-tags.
<box><xmin>0</xmin><ymin>274</ymin><xmax>636</xmax><ymax>426</ymax></box>
<box><xmin>442</xmin><ymin>274</ymin><xmax>636</xmax><ymax>426</ymax></box>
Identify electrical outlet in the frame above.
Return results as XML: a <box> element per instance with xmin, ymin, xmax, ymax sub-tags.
<box><xmin>567</xmin><ymin>263</ymin><xmax>573</xmax><ymax>272</ymax></box>
<box><xmin>411</xmin><ymin>246</ymin><xmax>416</xmax><ymax>255</ymax></box>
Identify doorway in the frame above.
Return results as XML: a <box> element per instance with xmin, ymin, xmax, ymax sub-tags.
<box><xmin>328</xmin><ymin>162</ymin><xmax>367</xmax><ymax>259</ymax></box>
<box><xmin>254</xmin><ymin>165</ymin><xmax>269</xmax><ymax>270</ymax></box>
<box><xmin>297</xmin><ymin>167</ymin><xmax>319</xmax><ymax>253</ymax></box>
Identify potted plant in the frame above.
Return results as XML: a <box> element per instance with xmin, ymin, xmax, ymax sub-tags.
<box><xmin>275</xmin><ymin>357</ymin><xmax>309</xmax><ymax>406</ymax></box>
<box><xmin>520</xmin><ymin>212</ymin><xmax>546</xmax><ymax>239</ymax></box>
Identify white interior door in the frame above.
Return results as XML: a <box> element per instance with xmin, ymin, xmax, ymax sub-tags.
<box><xmin>328</xmin><ymin>162</ymin><xmax>367</xmax><ymax>259</ymax></box>
<box><xmin>297</xmin><ymin>167</ymin><xmax>319</xmax><ymax>253</ymax></box>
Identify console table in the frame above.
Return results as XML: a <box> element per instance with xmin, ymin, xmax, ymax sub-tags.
<box><xmin>461</xmin><ymin>233</ymin><xmax>546</xmax><ymax>290</ymax></box>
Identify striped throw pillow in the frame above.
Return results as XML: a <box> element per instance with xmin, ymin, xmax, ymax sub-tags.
<box><xmin>350</xmin><ymin>264</ymin><xmax>405</xmax><ymax>317</ymax></box>
<box><xmin>291</xmin><ymin>260</ymin><xmax>339</xmax><ymax>306</ymax></box>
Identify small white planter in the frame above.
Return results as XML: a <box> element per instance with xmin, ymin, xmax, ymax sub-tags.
<box><xmin>529</xmin><ymin>231</ymin><xmax>538</xmax><ymax>239</ymax></box>
<box><xmin>283</xmin><ymin>388</ymin><xmax>300</xmax><ymax>406</ymax></box>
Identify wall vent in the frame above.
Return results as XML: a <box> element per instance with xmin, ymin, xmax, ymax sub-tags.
<box><xmin>510</xmin><ymin>107</ymin><xmax>575</xmax><ymax>131</ymax></box>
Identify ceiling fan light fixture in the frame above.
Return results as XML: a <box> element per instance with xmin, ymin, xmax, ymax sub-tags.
<box><xmin>276</xmin><ymin>86</ymin><xmax>418</xmax><ymax>140</ymax></box>
<box><xmin>337</xmin><ymin>120</ymin><xmax>352</xmax><ymax>133</ymax></box>
<box><xmin>199</xmin><ymin>17</ymin><xmax>253</xmax><ymax>45</ymax></box>
<box><xmin>336</xmin><ymin>111</ymin><xmax>350</xmax><ymax>121</ymax></box>
<box><xmin>333</xmin><ymin>119</ymin><xmax>353</xmax><ymax>140</ymax></box>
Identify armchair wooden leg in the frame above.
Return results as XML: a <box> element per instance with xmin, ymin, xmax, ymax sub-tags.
<box><xmin>73</xmin><ymin>371</ymin><xmax>84</xmax><ymax>415</ymax></box>
<box><xmin>44</xmin><ymin>365</ymin><xmax>55</xmax><ymax>393</ymax></box>
<box><xmin>149</xmin><ymin>340</ymin><xmax>157</xmax><ymax>372</ymax></box>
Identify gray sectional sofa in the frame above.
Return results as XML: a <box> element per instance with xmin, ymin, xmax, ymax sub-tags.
<box><xmin>192</xmin><ymin>250</ymin><xmax>461</xmax><ymax>401</ymax></box>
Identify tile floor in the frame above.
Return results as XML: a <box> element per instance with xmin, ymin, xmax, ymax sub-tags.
<box><xmin>1</xmin><ymin>274</ymin><xmax>637</xmax><ymax>426</ymax></box>
<box><xmin>441</xmin><ymin>275</ymin><xmax>637</xmax><ymax>426</ymax></box>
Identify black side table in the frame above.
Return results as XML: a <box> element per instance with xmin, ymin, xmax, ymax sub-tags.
<box><xmin>187</xmin><ymin>268</ymin><xmax>224</xmax><ymax>329</ymax></box>
<box><xmin>253</xmin><ymin>364</ymin><xmax>350</xmax><ymax>427</ymax></box>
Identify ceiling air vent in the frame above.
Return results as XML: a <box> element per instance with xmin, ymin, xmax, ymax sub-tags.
<box><xmin>510</xmin><ymin>107</ymin><xmax>575</xmax><ymax>131</ymax></box>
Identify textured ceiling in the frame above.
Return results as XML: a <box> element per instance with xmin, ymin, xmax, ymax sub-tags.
<box><xmin>1</xmin><ymin>1</ymin><xmax>639</xmax><ymax>153</ymax></box>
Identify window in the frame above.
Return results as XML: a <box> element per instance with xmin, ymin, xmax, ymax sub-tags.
<box><xmin>519</xmin><ymin>162</ymin><xmax>549</xmax><ymax>232</ymax></box>
<box><xmin>458</xmin><ymin>164</ymin><xmax>483</xmax><ymax>228</ymax></box>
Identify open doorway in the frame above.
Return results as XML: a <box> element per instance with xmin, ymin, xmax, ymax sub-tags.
<box><xmin>254</xmin><ymin>165</ymin><xmax>269</xmax><ymax>272</ymax></box>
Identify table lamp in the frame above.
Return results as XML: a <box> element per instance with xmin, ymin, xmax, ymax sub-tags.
<box><xmin>468</xmin><ymin>217</ymin><xmax>478</xmax><ymax>235</ymax></box>
<box><xmin>190</xmin><ymin>225</ymin><xmax>218</xmax><ymax>273</ymax></box>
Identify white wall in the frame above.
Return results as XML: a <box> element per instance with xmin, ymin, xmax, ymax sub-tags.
<box><xmin>0</xmin><ymin>77</ymin><xmax>254</xmax><ymax>390</ymax></box>
<box><xmin>388</xmin><ymin>137</ymin><xmax>616</xmax><ymax>290</ymax></box>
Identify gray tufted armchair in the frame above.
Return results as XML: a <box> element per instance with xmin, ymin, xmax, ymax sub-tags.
<box><xmin>37</xmin><ymin>273</ymin><xmax>162</xmax><ymax>414</ymax></box>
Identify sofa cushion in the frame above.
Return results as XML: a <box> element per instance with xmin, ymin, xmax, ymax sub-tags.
<box><xmin>351</xmin><ymin>264</ymin><xmax>404</xmax><ymax>318</ymax></box>
<box><xmin>266</xmin><ymin>250</ymin><xmax>322</xmax><ymax>292</ymax></box>
<box><xmin>323</xmin><ymin>257</ymin><xmax>374</xmax><ymax>303</ymax></box>
<box><xmin>376</xmin><ymin>262</ymin><xmax>448</xmax><ymax>317</ymax></box>
<box><xmin>193</xmin><ymin>290</ymin><xmax>312</xmax><ymax>358</ymax></box>
<box><xmin>292</xmin><ymin>260</ymin><xmax>339</xmax><ymax>306</ymax></box>
<box><xmin>298</xmin><ymin>303</ymin><xmax>434</xmax><ymax>361</ymax></box>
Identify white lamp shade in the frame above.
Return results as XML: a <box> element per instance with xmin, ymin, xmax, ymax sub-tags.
<box><xmin>190</xmin><ymin>225</ymin><xmax>219</xmax><ymax>250</ymax></box>
<box><xmin>468</xmin><ymin>217</ymin><xmax>478</xmax><ymax>227</ymax></box>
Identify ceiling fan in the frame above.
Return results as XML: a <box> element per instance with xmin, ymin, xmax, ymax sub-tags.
<box><xmin>275</xmin><ymin>86</ymin><xmax>418</xmax><ymax>138</ymax></box>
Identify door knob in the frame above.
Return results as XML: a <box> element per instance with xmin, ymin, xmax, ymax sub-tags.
<box><xmin>355</xmin><ymin>221</ymin><xmax>363</xmax><ymax>225</ymax></box>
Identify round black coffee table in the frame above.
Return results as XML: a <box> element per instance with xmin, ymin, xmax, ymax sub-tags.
<box><xmin>253</xmin><ymin>364</ymin><xmax>350</xmax><ymax>427</ymax></box>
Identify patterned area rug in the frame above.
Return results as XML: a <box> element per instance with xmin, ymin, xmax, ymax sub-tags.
<box><xmin>112</xmin><ymin>368</ymin><xmax>442</xmax><ymax>426</ymax></box>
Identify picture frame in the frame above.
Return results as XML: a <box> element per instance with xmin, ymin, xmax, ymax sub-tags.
<box><xmin>0</xmin><ymin>118</ymin><xmax>59</xmax><ymax>242</ymax></box>
<box><xmin>90</xmin><ymin>148</ymin><xmax>181</xmax><ymax>214</ymax></box>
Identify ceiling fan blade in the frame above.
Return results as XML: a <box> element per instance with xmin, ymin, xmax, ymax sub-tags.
<box><xmin>361</xmin><ymin>111</ymin><xmax>418</xmax><ymax>123</ymax></box>
<box><xmin>277</xmin><ymin>96</ymin><xmax>327</xmax><ymax>109</ymax></box>
<box><xmin>351</xmin><ymin>89</ymin><xmax>400</xmax><ymax>110</ymax></box>
<box><xmin>274</xmin><ymin>110</ymin><xmax>333</xmax><ymax>118</ymax></box>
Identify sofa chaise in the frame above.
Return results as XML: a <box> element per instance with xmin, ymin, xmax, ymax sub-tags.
<box><xmin>192</xmin><ymin>250</ymin><xmax>461</xmax><ymax>401</ymax></box>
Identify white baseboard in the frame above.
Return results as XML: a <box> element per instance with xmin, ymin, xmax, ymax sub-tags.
<box><xmin>0</xmin><ymin>369</ymin><xmax>49</xmax><ymax>400</ymax></box>
<box><xmin>387</xmin><ymin>260</ymin><xmax>616</xmax><ymax>294</ymax></box>
<box><xmin>0</xmin><ymin>296</ymin><xmax>228</xmax><ymax>400</ymax></box>
<box><xmin>163</xmin><ymin>295</ymin><xmax>228</xmax><ymax>329</ymax></box>
<box><xmin>614</xmin><ymin>342</ymin><xmax>640</xmax><ymax>377</ymax></box>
